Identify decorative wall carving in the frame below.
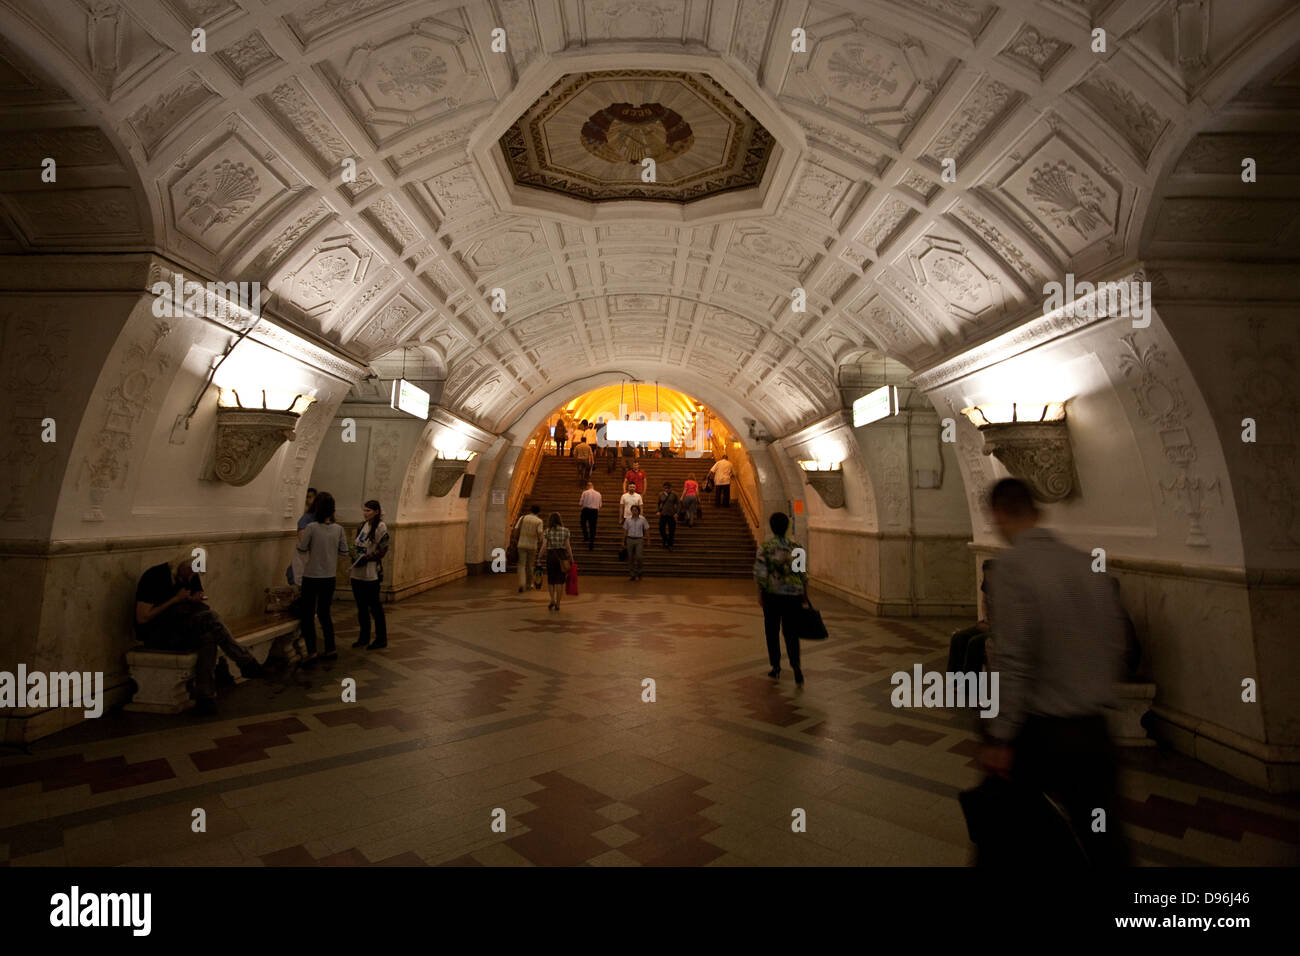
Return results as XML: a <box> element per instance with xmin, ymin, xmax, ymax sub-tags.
<box><xmin>1117</xmin><ymin>332</ymin><xmax>1220</xmax><ymax>547</ymax></box>
<box><xmin>80</xmin><ymin>321</ymin><xmax>173</xmax><ymax>521</ymax></box>
<box><xmin>279</xmin><ymin>396</ymin><xmax>334</xmax><ymax>518</ymax></box>
<box><xmin>1</xmin><ymin>315</ymin><xmax>68</xmax><ymax>522</ymax></box>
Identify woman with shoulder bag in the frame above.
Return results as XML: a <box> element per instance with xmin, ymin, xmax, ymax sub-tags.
<box><xmin>350</xmin><ymin>499</ymin><xmax>390</xmax><ymax>650</ymax></box>
<box><xmin>538</xmin><ymin>512</ymin><xmax>574</xmax><ymax>612</ymax></box>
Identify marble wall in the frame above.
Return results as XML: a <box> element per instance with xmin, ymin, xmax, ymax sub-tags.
<box><xmin>776</xmin><ymin>403</ymin><xmax>976</xmax><ymax>617</ymax></box>
<box><xmin>920</xmin><ymin>271</ymin><xmax>1300</xmax><ymax>791</ymax></box>
<box><xmin>0</xmin><ymin>255</ymin><xmax>368</xmax><ymax>743</ymax></box>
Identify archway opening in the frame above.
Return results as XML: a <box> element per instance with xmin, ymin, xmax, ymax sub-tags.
<box><xmin>504</xmin><ymin>382</ymin><xmax>760</xmax><ymax>577</ymax></box>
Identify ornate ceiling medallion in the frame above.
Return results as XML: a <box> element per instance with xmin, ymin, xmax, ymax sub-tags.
<box><xmin>580</xmin><ymin>103</ymin><xmax>694</xmax><ymax>164</ymax></box>
<box><xmin>499</xmin><ymin>69</ymin><xmax>774</xmax><ymax>202</ymax></box>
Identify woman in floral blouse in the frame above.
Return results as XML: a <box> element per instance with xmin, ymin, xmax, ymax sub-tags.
<box><xmin>538</xmin><ymin>512</ymin><xmax>574</xmax><ymax>612</ymax></box>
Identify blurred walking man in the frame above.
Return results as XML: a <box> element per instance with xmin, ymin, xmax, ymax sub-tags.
<box><xmin>980</xmin><ymin>478</ymin><xmax>1127</xmax><ymax>866</ymax></box>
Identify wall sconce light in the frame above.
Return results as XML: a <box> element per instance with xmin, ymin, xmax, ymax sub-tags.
<box><xmin>428</xmin><ymin>447</ymin><xmax>477</xmax><ymax>496</ymax></box>
<box><xmin>211</xmin><ymin>387</ymin><xmax>315</xmax><ymax>486</ymax></box>
<box><xmin>960</xmin><ymin>402</ymin><xmax>1075</xmax><ymax>502</ymax></box>
<box><xmin>798</xmin><ymin>459</ymin><xmax>845</xmax><ymax>509</ymax></box>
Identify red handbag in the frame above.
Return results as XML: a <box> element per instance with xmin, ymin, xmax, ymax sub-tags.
<box><xmin>565</xmin><ymin>558</ymin><xmax>579</xmax><ymax>596</ymax></box>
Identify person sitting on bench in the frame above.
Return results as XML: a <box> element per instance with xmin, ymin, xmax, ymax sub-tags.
<box><xmin>134</xmin><ymin>556</ymin><xmax>263</xmax><ymax>716</ymax></box>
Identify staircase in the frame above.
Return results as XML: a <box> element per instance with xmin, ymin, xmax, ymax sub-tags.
<box><xmin>514</xmin><ymin>452</ymin><xmax>757</xmax><ymax>577</ymax></box>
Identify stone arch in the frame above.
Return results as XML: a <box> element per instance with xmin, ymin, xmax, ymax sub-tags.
<box><xmin>0</xmin><ymin>20</ymin><xmax>156</xmax><ymax>251</ymax></box>
<box><xmin>462</xmin><ymin>368</ymin><xmax>790</xmax><ymax>569</ymax></box>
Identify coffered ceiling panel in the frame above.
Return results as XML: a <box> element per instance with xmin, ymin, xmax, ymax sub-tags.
<box><xmin>2</xmin><ymin>0</ymin><xmax>1296</xmax><ymax>436</ymax></box>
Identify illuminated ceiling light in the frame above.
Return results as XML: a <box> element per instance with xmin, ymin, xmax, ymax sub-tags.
<box><xmin>959</xmin><ymin>401</ymin><xmax>1075</xmax><ymax>503</ymax></box>
<box><xmin>797</xmin><ymin>460</ymin><xmax>842</xmax><ymax>472</ymax></box>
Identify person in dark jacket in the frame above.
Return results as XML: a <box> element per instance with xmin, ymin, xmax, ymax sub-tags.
<box><xmin>657</xmin><ymin>481</ymin><xmax>679</xmax><ymax>550</ymax></box>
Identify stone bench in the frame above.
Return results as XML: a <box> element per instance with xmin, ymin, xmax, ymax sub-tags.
<box><xmin>125</xmin><ymin>612</ymin><xmax>301</xmax><ymax>714</ymax></box>
<box><xmin>1105</xmin><ymin>681</ymin><xmax>1157</xmax><ymax>747</ymax></box>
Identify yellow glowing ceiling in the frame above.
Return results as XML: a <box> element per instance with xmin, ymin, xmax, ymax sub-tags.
<box><xmin>559</xmin><ymin>382</ymin><xmax>701</xmax><ymax>428</ymax></box>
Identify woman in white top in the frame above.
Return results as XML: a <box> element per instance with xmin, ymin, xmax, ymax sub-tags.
<box><xmin>296</xmin><ymin>491</ymin><xmax>349</xmax><ymax>664</ymax></box>
<box><xmin>350</xmin><ymin>498</ymin><xmax>391</xmax><ymax>651</ymax></box>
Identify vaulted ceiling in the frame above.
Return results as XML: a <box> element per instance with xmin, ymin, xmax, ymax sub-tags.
<box><xmin>1</xmin><ymin>0</ymin><xmax>1297</xmax><ymax>438</ymax></box>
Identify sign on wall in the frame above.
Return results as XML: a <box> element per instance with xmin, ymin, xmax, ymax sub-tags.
<box><xmin>605</xmin><ymin>419</ymin><xmax>673</xmax><ymax>443</ymax></box>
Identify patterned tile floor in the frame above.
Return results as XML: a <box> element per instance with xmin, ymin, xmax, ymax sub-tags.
<box><xmin>2</xmin><ymin>577</ymin><xmax>1297</xmax><ymax>867</ymax></box>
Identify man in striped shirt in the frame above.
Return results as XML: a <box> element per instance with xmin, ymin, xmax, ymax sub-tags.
<box><xmin>980</xmin><ymin>478</ymin><xmax>1127</xmax><ymax>865</ymax></box>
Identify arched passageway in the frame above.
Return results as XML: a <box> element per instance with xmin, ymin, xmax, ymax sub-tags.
<box><xmin>2</xmin><ymin>1</ymin><xmax>1298</xmax><ymax>886</ymax></box>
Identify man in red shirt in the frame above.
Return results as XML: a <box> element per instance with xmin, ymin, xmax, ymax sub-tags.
<box><xmin>624</xmin><ymin>463</ymin><xmax>646</xmax><ymax>495</ymax></box>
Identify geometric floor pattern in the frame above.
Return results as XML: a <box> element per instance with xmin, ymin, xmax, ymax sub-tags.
<box><xmin>2</xmin><ymin>577</ymin><xmax>1297</xmax><ymax>866</ymax></box>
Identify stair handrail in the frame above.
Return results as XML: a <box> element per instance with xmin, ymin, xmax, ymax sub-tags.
<box><xmin>506</xmin><ymin>435</ymin><xmax>547</xmax><ymax>532</ymax></box>
<box><xmin>708</xmin><ymin>432</ymin><xmax>760</xmax><ymax>542</ymax></box>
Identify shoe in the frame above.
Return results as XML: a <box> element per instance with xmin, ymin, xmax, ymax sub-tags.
<box><xmin>301</xmin><ymin>653</ymin><xmax>319</xmax><ymax>668</ymax></box>
<box><xmin>548</xmin><ymin>602</ymin><xmax>555</xmax><ymax>610</ymax></box>
<box><xmin>768</xmin><ymin>667</ymin><xmax>781</xmax><ymax>679</ymax></box>
<box><xmin>794</xmin><ymin>669</ymin><xmax>804</xmax><ymax>686</ymax></box>
<box><xmin>319</xmin><ymin>651</ymin><xmax>338</xmax><ymax>662</ymax></box>
<box><xmin>193</xmin><ymin>697</ymin><xmax>218</xmax><ymax>716</ymax></box>
<box><xmin>518</xmin><ymin>586</ymin><xmax>524</xmax><ymax>593</ymax></box>
<box><xmin>352</xmin><ymin>638</ymin><xmax>370</xmax><ymax>648</ymax></box>
<box><xmin>239</xmin><ymin>660</ymin><xmax>264</xmax><ymax>679</ymax></box>
<box><xmin>367</xmin><ymin>641</ymin><xmax>388</xmax><ymax>651</ymax></box>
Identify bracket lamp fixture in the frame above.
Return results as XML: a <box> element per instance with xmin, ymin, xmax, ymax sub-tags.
<box><xmin>429</xmin><ymin>447</ymin><xmax>477</xmax><ymax>496</ymax></box>
<box><xmin>797</xmin><ymin>459</ymin><xmax>845</xmax><ymax>508</ymax></box>
<box><xmin>211</xmin><ymin>388</ymin><xmax>315</xmax><ymax>486</ymax></box>
<box><xmin>959</xmin><ymin>401</ymin><xmax>1075</xmax><ymax>502</ymax></box>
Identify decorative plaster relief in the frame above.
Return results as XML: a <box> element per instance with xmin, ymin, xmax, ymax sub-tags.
<box><xmin>247</xmin><ymin>200</ymin><xmax>332</xmax><ymax>275</ymax></box>
<box><xmin>1</xmin><ymin>315</ymin><xmax>68</xmax><ymax>522</ymax></box>
<box><xmin>80</xmin><ymin>321</ymin><xmax>174</xmax><ymax>522</ymax></box>
<box><xmin>260</xmin><ymin>80</ymin><xmax>354</xmax><ymax>170</ymax></box>
<box><xmin>216</xmin><ymin>31</ymin><xmax>280</xmax><ymax>83</ymax></box>
<box><xmin>363</xmin><ymin>195</ymin><xmax>422</xmax><ymax>250</ymax></box>
<box><xmin>1000</xmin><ymin>137</ymin><xmax>1120</xmax><ymax>256</ymax></box>
<box><xmin>587</xmin><ymin>0</ymin><xmax>686</xmax><ymax>39</ymax></box>
<box><xmin>1117</xmin><ymin>332</ymin><xmax>1221</xmax><ymax>547</ymax></box>
<box><xmin>923</xmin><ymin>77</ymin><xmax>1019</xmax><ymax>166</ymax></box>
<box><xmin>1000</xmin><ymin>24</ymin><xmax>1068</xmax><ymax>77</ymax></box>
<box><xmin>1072</xmin><ymin>74</ymin><xmax>1169</xmax><ymax>162</ymax></box>
<box><xmin>126</xmin><ymin>72</ymin><xmax>217</xmax><ymax>157</ymax></box>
